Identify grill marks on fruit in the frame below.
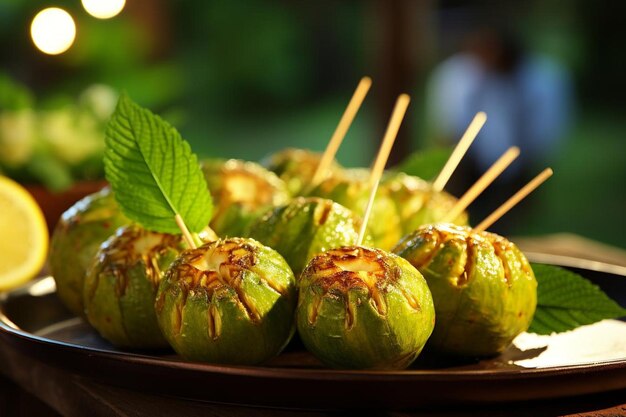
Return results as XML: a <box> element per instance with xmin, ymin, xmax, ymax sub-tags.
<box><xmin>401</xmin><ymin>225</ymin><xmax>528</xmax><ymax>287</ymax></box>
<box><xmin>428</xmin><ymin>227</ymin><xmax>481</xmax><ymax>286</ymax></box>
<box><xmin>492</xmin><ymin>237</ymin><xmax>513</xmax><ymax>284</ymax></box>
<box><xmin>155</xmin><ymin>262</ymin><xmax>189</xmax><ymax>336</ymax></box>
<box><xmin>492</xmin><ymin>235</ymin><xmax>533</xmax><ymax>283</ymax></box>
<box><xmin>306</xmin><ymin>293</ymin><xmax>323</xmax><ymax>325</ymax></box>
<box><xmin>397</xmin><ymin>225</ymin><xmax>444</xmax><ymax>268</ymax></box>
<box><xmin>180</xmin><ymin>238</ymin><xmax>282</xmax><ymax>324</ymax></box>
<box><xmin>98</xmin><ymin>226</ymin><xmax>180</xmax><ymax>297</ymax></box>
<box><xmin>316</xmin><ymin>247</ymin><xmax>390</xmax><ymax>291</ymax></box>
<box><xmin>458</xmin><ymin>238</ymin><xmax>475</xmax><ymax>286</ymax></box>
<box><xmin>313</xmin><ymin>200</ymin><xmax>333</xmax><ymax>226</ymax></box>
<box><xmin>225</xmin><ymin>267</ymin><xmax>262</xmax><ymax>323</ymax></box>
<box><xmin>145</xmin><ymin>255</ymin><xmax>163</xmax><ymax>287</ymax></box>
<box><xmin>345</xmin><ymin>296</ymin><xmax>357</xmax><ymax>329</ymax></box>
<box><xmin>398</xmin><ymin>225</ymin><xmax>471</xmax><ymax>286</ymax></box>
<box><xmin>397</xmin><ymin>285</ymin><xmax>421</xmax><ymax>311</ymax></box>
<box><xmin>304</xmin><ymin>246</ymin><xmax>396</xmax><ymax>327</ymax></box>
<box><xmin>172</xmin><ymin>301</ymin><xmax>183</xmax><ymax>335</ymax></box>
<box><xmin>207</xmin><ymin>303</ymin><xmax>222</xmax><ymax>340</ymax></box>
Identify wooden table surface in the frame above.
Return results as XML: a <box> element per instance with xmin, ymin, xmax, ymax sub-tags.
<box><xmin>1</xmin><ymin>344</ymin><xmax>625</xmax><ymax>417</ymax></box>
<box><xmin>1</xmin><ymin>233</ymin><xmax>625</xmax><ymax>416</ymax></box>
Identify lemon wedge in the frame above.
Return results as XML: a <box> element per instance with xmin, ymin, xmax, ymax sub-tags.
<box><xmin>0</xmin><ymin>176</ymin><xmax>49</xmax><ymax>290</ymax></box>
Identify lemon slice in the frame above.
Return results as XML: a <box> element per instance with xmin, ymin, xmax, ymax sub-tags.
<box><xmin>0</xmin><ymin>176</ymin><xmax>49</xmax><ymax>290</ymax></box>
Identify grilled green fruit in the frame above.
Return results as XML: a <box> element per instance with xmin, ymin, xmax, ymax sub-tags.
<box><xmin>201</xmin><ymin>159</ymin><xmax>290</xmax><ymax>237</ymax></box>
<box><xmin>382</xmin><ymin>172</ymin><xmax>468</xmax><ymax>235</ymax></box>
<box><xmin>49</xmin><ymin>187</ymin><xmax>130</xmax><ymax>316</ymax></box>
<box><xmin>155</xmin><ymin>238</ymin><xmax>297</xmax><ymax>364</ymax></box>
<box><xmin>262</xmin><ymin>148</ymin><xmax>342</xmax><ymax>196</ymax></box>
<box><xmin>248</xmin><ymin>196</ymin><xmax>371</xmax><ymax>277</ymax></box>
<box><xmin>83</xmin><ymin>225</ymin><xmax>186</xmax><ymax>348</ymax></box>
<box><xmin>309</xmin><ymin>169</ymin><xmax>401</xmax><ymax>250</ymax></box>
<box><xmin>393</xmin><ymin>224</ymin><xmax>537</xmax><ymax>357</ymax></box>
<box><xmin>297</xmin><ymin>246</ymin><xmax>435</xmax><ymax>369</ymax></box>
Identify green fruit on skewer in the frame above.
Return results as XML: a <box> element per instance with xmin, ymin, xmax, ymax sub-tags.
<box><xmin>393</xmin><ymin>223</ymin><xmax>537</xmax><ymax>357</ymax></box>
<box><xmin>248</xmin><ymin>196</ymin><xmax>372</xmax><ymax>277</ymax></box>
<box><xmin>83</xmin><ymin>224</ymin><xmax>188</xmax><ymax>348</ymax></box>
<box><xmin>201</xmin><ymin>159</ymin><xmax>290</xmax><ymax>237</ymax></box>
<box><xmin>382</xmin><ymin>172</ymin><xmax>468</xmax><ymax>235</ymax></box>
<box><xmin>155</xmin><ymin>237</ymin><xmax>297</xmax><ymax>364</ymax></box>
<box><xmin>308</xmin><ymin>169</ymin><xmax>401</xmax><ymax>251</ymax></box>
<box><xmin>262</xmin><ymin>148</ymin><xmax>343</xmax><ymax>196</ymax></box>
<box><xmin>49</xmin><ymin>187</ymin><xmax>130</xmax><ymax>317</ymax></box>
<box><xmin>297</xmin><ymin>246</ymin><xmax>435</xmax><ymax>369</ymax></box>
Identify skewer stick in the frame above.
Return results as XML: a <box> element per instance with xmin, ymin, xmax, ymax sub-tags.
<box><xmin>357</xmin><ymin>94</ymin><xmax>411</xmax><ymax>246</ymax></box>
<box><xmin>473</xmin><ymin>168</ymin><xmax>554</xmax><ymax>233</ymax></box>
<box><xmin>442</xmin><ymin>146</ymin><xmax>520</xmax><ymax>222</ymax></box>
<box><xmin>432</xmin><ymin>112</ymin><xmax>487</xmax><ymax>192</ymax></box>
<box><xmin>175</xmin><ymin>214</ymin><xmax>197</xmax><ymax>249</ymax></box>
<box><xmin>310</xmin><ymin>76</ymin><xmax>372</xmax><ymax>187</ymax></box>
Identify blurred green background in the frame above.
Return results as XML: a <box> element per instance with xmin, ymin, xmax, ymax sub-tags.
<box><xmin>0</xmin><ymin>0</ymin><xmax>624</xmax><ymax>248</ymax></box>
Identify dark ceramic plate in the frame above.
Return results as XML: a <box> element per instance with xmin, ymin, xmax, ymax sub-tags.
<box><xmin>0</xmin><ymin>256</ymin><xmax>625</xmax><ymax>410</ymax></box>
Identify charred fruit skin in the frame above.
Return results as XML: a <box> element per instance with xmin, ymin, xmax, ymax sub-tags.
<box><xmin>248</xmin><ymin>197</ymin><xmax>371</xmax><ymax>277</ymax></box>
<box><xmin>155</xmin><ymin>238</ymin><xmax>297</xmax><ymax>364</ymax></box>
<box><xmin>83</xmin><ymin>225</ymin><xmax>184</xmax><ymax>348</ymax></box>
<box><xmin>393</xmin><ymin>224</ymin><xmax>537</xmax><ymax>357</ymax></box>
<box><xmin>297</xmin><ymin>246</ymin><xmax>435</xmax><ymax>369</ymax></box>
<box><xmin>262</xmin><ymin>148</ymin><xmax>342</xmax><ymax>196</ymax></box>
<box><xmin>308</xmin><ymin>169</ymin><xmax>401</xmax><ymax>251</ymax></box>
<box><xmin>382</xmin><ymin>172</ymin><xmax>468</xmax><ymax>235</ymax></box>
<box><xmin>49</xmin><ymin>187</ymin><xmax>130</xmax><ymax>317</ymax></box>
<box><xmin>201</xmin><ymin>159</ymin><xmax>290</xmax><ymax>237</ymax></box>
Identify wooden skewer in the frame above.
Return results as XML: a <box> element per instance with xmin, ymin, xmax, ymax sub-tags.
<box><xmin>442</xmin><ymin>146</ymin><xmax>520</xmax><ymax>222</ymax></box>
<box><xmin>310</xmin><ymin>76</ymin><xmax>372</xmax><ymax>187</ymax></box>
<box><xmin>473</xmin><ymin>168</ymin><xmax>554</xmax><ymax>233</ymax></box>
<box><xmin>175</xmin><ymin>213</ymin><xmax>197</xmax><ymax>249</ymax></box>
<box><xmin>432</xmin><ymin>112</ymin><xmax>487</xmax><ymax>192</ymax></box>
<box><xmin>357</xmin><ymin>94</ymin><xmax>411</xmax><ymax>246</ymax></box>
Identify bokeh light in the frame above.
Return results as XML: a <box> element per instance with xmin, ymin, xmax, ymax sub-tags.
<box><xmin>30</xmin><ymin>8</ymin><xmax>76</xmax><ymax>55</ymax></box>
<box><xmin>81</xmin><ymin>0</ymin><xmax>126</xmax><ymax>19</ymax></box>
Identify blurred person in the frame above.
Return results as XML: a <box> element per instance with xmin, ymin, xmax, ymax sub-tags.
<box><xmin>426</xmin><ymin>27</ymin><xmax>574</xmax><ymax>234</ymax></box>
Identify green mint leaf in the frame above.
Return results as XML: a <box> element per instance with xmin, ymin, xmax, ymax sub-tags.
<box><xmin>394</xmin><ymin>147</ymin><xmax>453</xmax><ymax>181</ymax></box>
<box><xmin>104</xmin><ymin>93</ymin><xmax>213</xmax><ymax>234</ymax></box>
<box><xmin>528</xmin><ymin>263</ymin><xmax>626</xmax><ymax>335</ymax></box>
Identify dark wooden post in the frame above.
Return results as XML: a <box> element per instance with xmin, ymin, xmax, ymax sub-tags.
<box><xmin>366</xmin><ymin>0</ymin><xmax>436</xmax><ymax>166</ymax></box>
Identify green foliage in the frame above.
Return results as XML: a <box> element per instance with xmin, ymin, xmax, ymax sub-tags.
<box><xmin>529</xmin><ymin>263</ymin><xmax>626</xmax><ymax>335</ymax></box>
<box><xmin>394</xmin><ymin>147</ymin><xmax>452</xmax><ymax>181</ymax></box>
<box><xmin>182</xmin><ymin>1</ymin><xmax>311</xmax><ymax>112</ymax></box>
<box><xmin>0</xmin><ymin>79</ymin><xmax>117</xmax><ymax>190</ymax></box>
<box><xmin>104</xmin><ymin>94</ymin><xmax>213</xmax><ymax>234</ymax></box>
<box><xmin>0</xmin><ymin>74</ymin><xmax>34</xmax><ymax>110</ymax></box>
<box><xmin>25</xmin><ymin>153</ymin><xmax>74</xmax><ymax>190</ymax></box>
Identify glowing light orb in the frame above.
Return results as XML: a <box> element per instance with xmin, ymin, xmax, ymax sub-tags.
<box><xmin>30</xmin><ymin>8</ymin><xmax>76</xmax><ymax>55</ymax></box>
<box><xmin>81</xmin><ymin>0</ymin><xmax>126</xmax><ymax>19</ymax></box>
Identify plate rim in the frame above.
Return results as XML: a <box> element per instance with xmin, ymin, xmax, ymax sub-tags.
<box><xmin>2</xmin><ymin>315</ymin><xmax>626</xmax><ymax>386</ymax></box>
<box><xmin>1</xmin><ymin>271</ymin><xmax>625</xmax><ymax>380</ymax></box>
<box><xmin>1</xmin><ymin>256</ymin><xmax>625</xmax><ymax>408</ymax></box>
